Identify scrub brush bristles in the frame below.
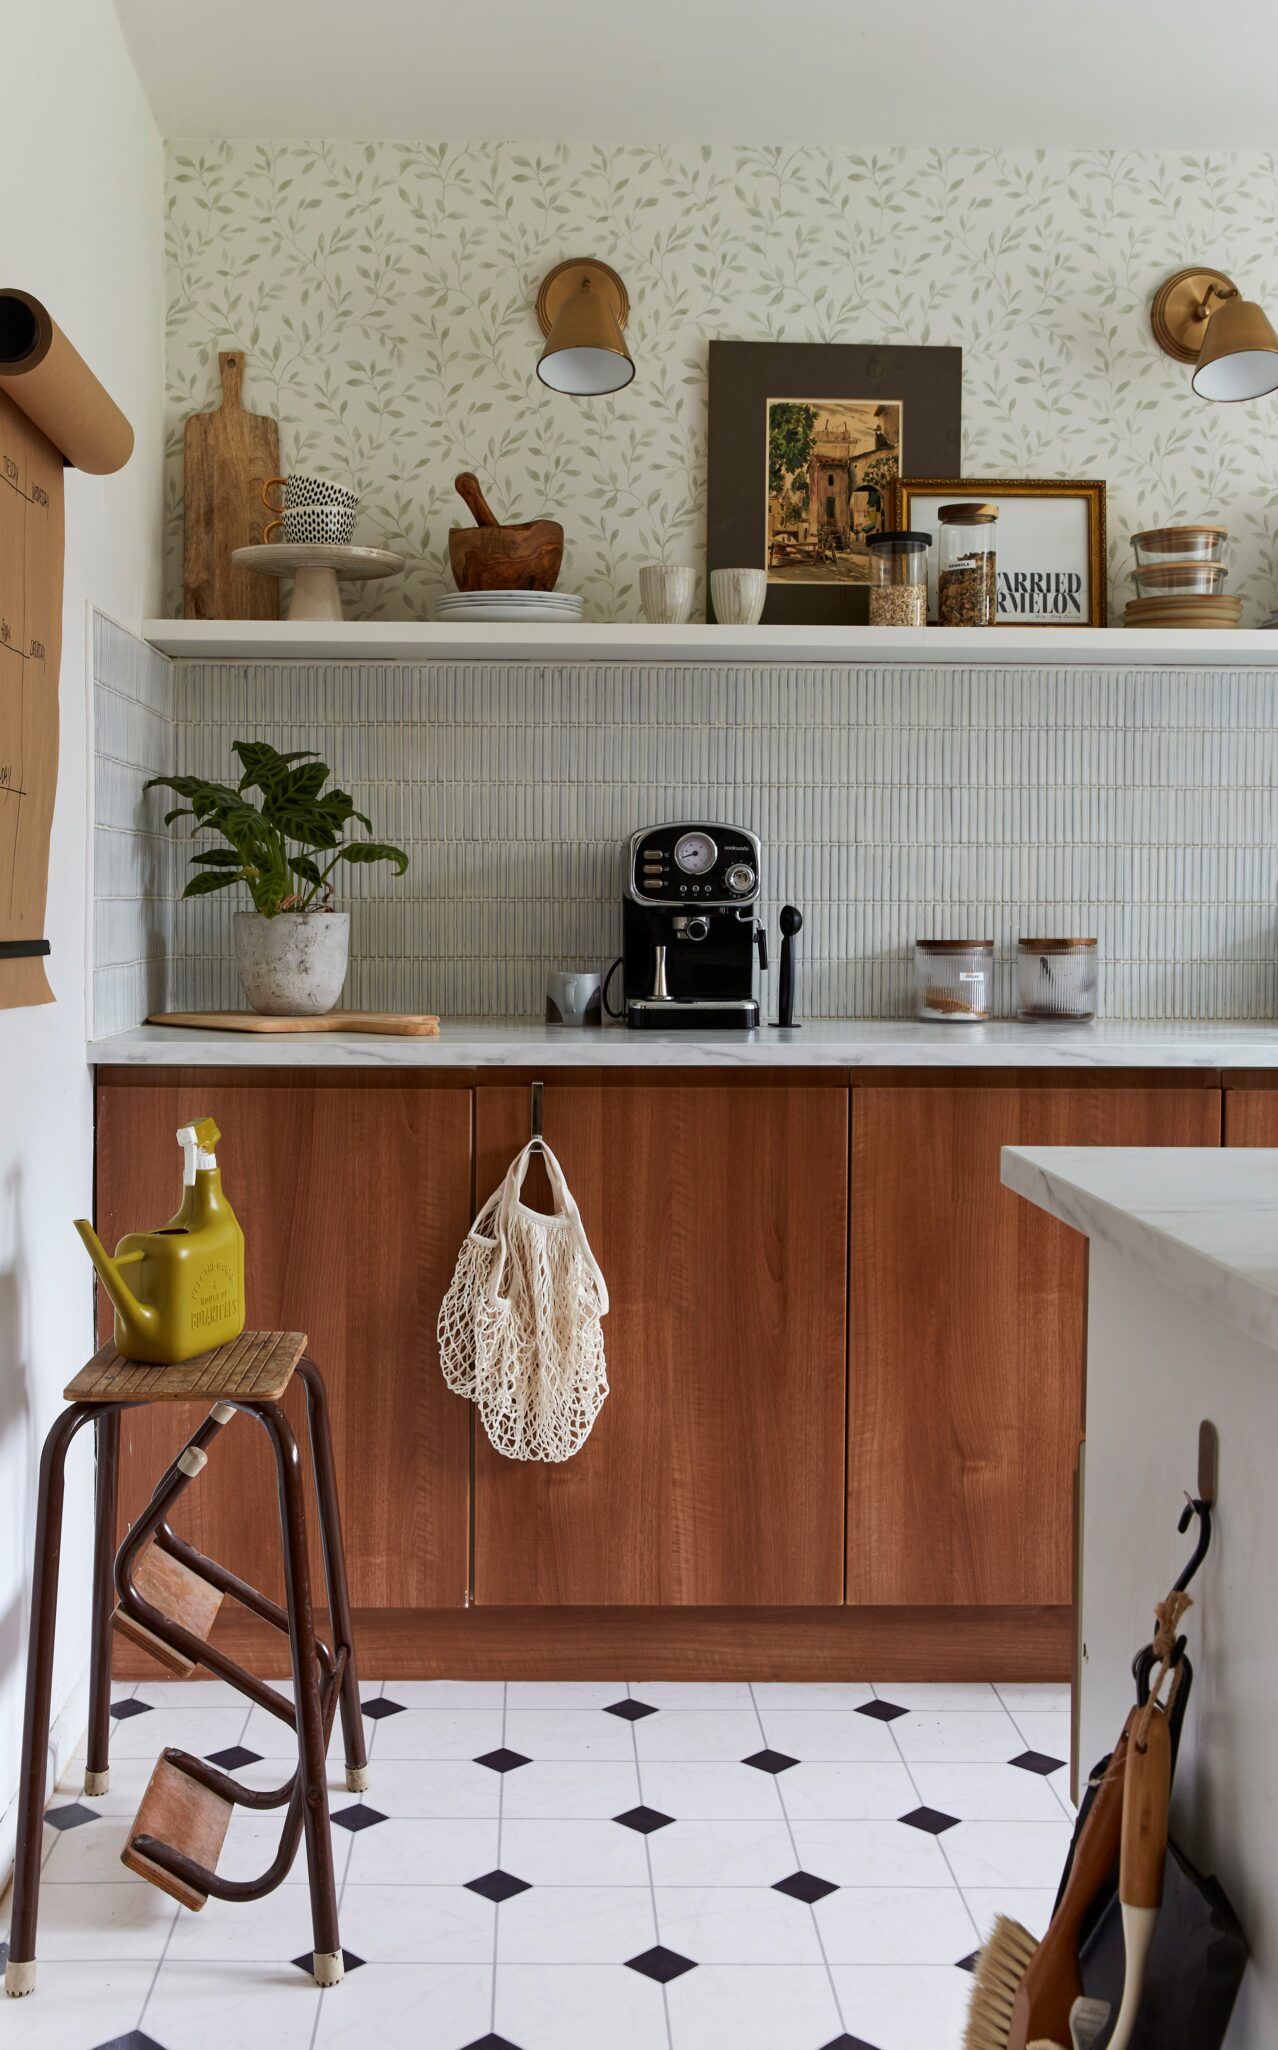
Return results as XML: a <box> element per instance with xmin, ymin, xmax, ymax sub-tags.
<box><xmin>963</xmin><ymin>1915</ymin><xmax>1040</xmax><ymax>2050</ymax></box>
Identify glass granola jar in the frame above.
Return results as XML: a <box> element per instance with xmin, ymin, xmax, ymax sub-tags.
<box><xmin>915</xmin><ymin>940</ymin><xmax>994</xmax><ymax>1021</ymax></box>
<box><xmin>866</xmin><ymin>530</ymin><xmax>931</xmax><ymax>627</ymax></box>
<box><xmin>1017</xmin><ymin>937</ymin><xmax>1098</xmax><ymax>1021</ymax></box>
<box><xmin>938</xmin><ymin>502</ymin><xmax>998</xmax><ymax>625</ymax></box>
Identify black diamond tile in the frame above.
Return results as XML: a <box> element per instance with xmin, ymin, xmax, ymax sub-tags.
<box><xmin>820</xmin><ymin>2036</ymin><xmax>884</xmax><ymax>2050</ymax></box>
<box><xmin>856</xmin><ymin>1698</ymin><xmax>908</xmax><ymax>1722</ymax></box>
<box><xmin>1009</xmin><ymin>1748</ymin><xmax>1066</xmax><ymax>1776</ymax></box>
<box><xmin>330</xmin><ymin>1802</ymin><xmax>388</xmax><ymax>1833</ymax></box>
<box><xmin>45</xmin><ymin>1801</ymin><xmax>99</xmax><ymax>1831</ymax></box>
<box><xmin>462</xmin><ymin>2037</ymin><xmax>527</xmax><ymax>2050</ymax></box>
<box><xmin>108</xmin><ymin>1697</ymin><xmax>153</xmax><ymax>1722</ymax></box>
<box><xmin>625</xmin><ymin>1943</ymin><xmax>697</xmax><ymax>1984</ymax></box>
<box><xmin>290</xmin><ymin>1949</ymin><xmax>365</xmax><ymax>1976</ymax></box>
<box><xmin>603</xmin><ymin>1698</ymin><xmax>658</xmax><ymax>1721</ymax></box>
<box><xmin>362</xmin><ymin>1696</ymin><xmax>406</xmax><ymax>1720</ymax></box>
<box><xmin>899</xmin><ymin>1804</ymin><xmax>960</xmax><ymax>1835</ymax></box>
<box><xmin>956</xmin><ymin>1950</ymin><xmax>981</xmax><ymax>1973</ymax></box>
<box><xmin>474</xmin><ymin>1747</ymin><xmax>531</xmax><ymax>1775</ymax></box>
<box><xmin>465</xmin><ymin>1868</ymin><xmax>532</xmax><ymax>1903</ymax></box>
<box><xmin>90</xmin><ymin>2033</ymin><xmax>170</xmax><ymax>2050</ymax></box>
<box><xmin>613</xmin><ymin>1804</ymin><xmax>674</xmax><ymax>1834</ymax></box>
<box><xmin>206</xmin><ymin>1746</ymin><xmax>262</xmax><ymax>1771</ymax></box>
<box><xmin>773</xmin><ymin>1869</ymin><xmax>839</xmax><ymax>1904</ymax></box>
<box><xmin>742</xmin><ymin>1747</ymin><xmax>798</xmax><ymax>1774</ymax></box>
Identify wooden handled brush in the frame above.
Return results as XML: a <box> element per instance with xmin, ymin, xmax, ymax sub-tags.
<box><xmin>965</xmin><ymin>1714</ymin><xmax>1132</xmax><ymax>2050</ymax></box>
<box><xmin>1105</xmin><ymin>1701</ymin><xmax>1172</xmax><ymax>2050</ymax></box>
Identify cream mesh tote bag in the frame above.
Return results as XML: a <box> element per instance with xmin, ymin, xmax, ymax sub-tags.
<box><xmin>437</xmin><ymin>1138</ymin><xmax>609</xmax><ymax>1462</ymax></box>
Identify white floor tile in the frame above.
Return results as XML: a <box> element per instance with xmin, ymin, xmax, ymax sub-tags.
<box><xmin>41</xmin><ymin>1815</ymin><xmax>148</xmax><ymax>1884</ymax></box>
<box><xmin>311</xmin><ymin>1960</ymin><xmax>493</xmax><ymax>2048</ymax></box>
<box><xmin>626</xmin><ymin>1680</ymin><xmax>757</xmax><ymax>1709</ymax></box>
<box><xmin>751</xmin><ymin>1681</ymin><xmax>876</xmax><ymax>1711</ymax></box>
<box><xmin>1048</xmin><ymin>1765</ymin><xmax>1077</xmax><ymax>1817</ymax></box>
<box><xmin>814</xmin><ymin>1884</ymin><xmax>978</xmax><ymax>1965</ymax></box>
<box><xmin>1008</xmin><ymin>1708</ymin><xmax>1072</xmax><ymax>1758</ymax></box>
<box><xmin>501</xmin><ymin>1759</ymin><xmax>642</xmax><ymax>1820</ymax></box>
<box><xmin>338</xmin><ymin>1880</ymin><xmax>497</xmax><ymax>1963</ymax></box>
<box><xmin>656</xmin><ymin>1883</ymin><xmax>826</xmax><ymax>1964</ymax></box>
<box><xmin>633</xmin><ymin>1708</ymin><xmax>767</xmax><ymax>1762</ymax></box>
<box><xmin>496</xmin><ymin>1961</ymin><xmax>668</xmax><ymax>2050</ymax></box>
<box><xmin>909</xmin><ymin>1761</ymin><xmax>1070</xmax><ymax>1822</ymax></box>
<box><xmin>506</xmin><ymin>1679</ymin><xmax>630</xmax><ymax>1708</ymax></box>
<box><xmin>26</xmin><ymin>1879</ymin><xmax>177</xmax><ymax>1960</ymax></box>
<box><xmin>788</xmin><ymin>1818</ymin><xmax>954</xmax><ymax>1888</ymax></box>
<box><xmin>143</xmin><ymin>1958</ymin><xmax>323</xmax><ymax>2050</ymax></box>
<box><xmin>353</xmin><ymin>1756</ymin><xmax>502</xmax><ymax>1818</ymax></box>
<box><xmin>944</xmin><ymin>1818</ymin><xmax>1074</xmax><ymax>1890</ymax></box>
<box><xmin>752</xmin><ymin>1709</ymin><xmax>899</xmax><ymax>1762</ymax></box>
<box><xmin>107</xmin><ymin>1704</ymin><xmax>252</xmax><ymax>1758</ymax></box>
<box><xmin>994</xmin><ymin>1681</ymin><xmax>1072</xmax><ymax>1712</ymax></box>
<box><xmin>873</xmin><ymin>1682</ymin><xmax>1002</xmax><ymax>1708</ymax></box>
<box><xmin>133</xmin><ymin>1678</ymin><xmax>254</xmax><ymax>1708</ymax></box>
<box><xmin>639</xmin><ymin>1760</ymin><xmax>786</xmax><ymax>1821</ymax></box>
<box><xmin>963</xmin><ymin>1884</ymin><xmax>1060</xmax><ymax>1942</ymax></box>
<box><xmin>831</xmin><ymin>1962</ymin><xmax>973</xmax><ymax>2050</ymax></box>
<box><xmin>355</xmin><ymin>1706</ymin><xmax>506</xmax><ymax>1760</ymax></box>
<box><xmin>55</xmin><ymin>1751</ymin><xmax>158</xmax><ymax>1817</ymax></box>
<box><xmin>499</xmin><ymin>1818</ymin><xmax>652</xmax><ymax>1887</ymax></box>
<box><xmin>164</xmin><ymin>1879</ymin><xmax>323</xmax><ymax>1962</ymax></box>
<box><xmin>496</xmin><ymin>1883</ymin><xmax>655</xmax><ymax>1963</ymax></box>
<box><xmin>218</xmin><ymin>1804</ymin><xmax>336</xmax><ymax>1885</ymax></box>
<box><xmin>646</xmin><ymin>1818</ymin><xmax>798</xmax><ymax>1888</ymax></box>
<box><xmin>0</xmin><ymin>1961</ymin><xmax>153</xmax><ymax>2048</ymax></box>
<box><xmin>503</xmin><ymin>1706</ymin><xmax>638</xmax><ymax>1761</ymax></box>
<box><xmin>345</xmin><ymin>1817</ymin><xmax>499</xmax><ymax>1886</ymax></box>
<box><xmin>377</xmin><ymin>1679</ymin><xmax>507</xmax><ymax>1708</ymax></box>
<box><xmin>889</xmin><ymin>1708</ymin><xmax>1024</xmax><ymax>1762</ymax></box>
<box><xmin>666</xmin><ymin>1961</ymin><xmax>842</xmax><ymax>2050</ymax></box>
<box><xmin>780</xmin><ymin>1760</ymin><xmax>919</xmax><ymax>1820</ymax></box>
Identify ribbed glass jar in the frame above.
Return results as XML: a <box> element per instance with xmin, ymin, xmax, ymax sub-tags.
<box><xmin>915</xmin><ymin>940</ymin><xmax>994</xmax><ymax>1021</ymax></box>
<box><xmin>1017</xmin><ymin>937</ymin><xmax>1098</xmax><ymax>1021</ymax></box>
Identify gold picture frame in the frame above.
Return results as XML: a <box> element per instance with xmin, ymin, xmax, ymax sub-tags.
<box><xmin>890</xmin><ymin>477</ymin><xmax>1108</xmax><ymax>627</ymax></box>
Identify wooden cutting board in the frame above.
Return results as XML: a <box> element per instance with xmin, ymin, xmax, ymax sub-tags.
<box><xmin>183</xmin><ymin>351</ymin><xmax>280</xmax><ymax>620</ymax></box>
<box><xmin>150</xmin><ymin>1011</ymin><xmax>440</xmax><ymax>1037</ymax></box>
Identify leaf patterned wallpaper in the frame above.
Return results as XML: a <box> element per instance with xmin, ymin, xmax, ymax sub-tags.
<box><xmin>165</xmin><ymin>142</ymin><xmax>1278</xmax><ymax>622</ymax></box>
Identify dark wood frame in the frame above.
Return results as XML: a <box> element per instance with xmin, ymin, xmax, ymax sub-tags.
<box><xmin>890</xmin><ymin>475</ymin><xmax>1109</xmax><ymax>627</ymax></box>
<box><xmin>706</xmin><ymin>340</ymin><xmax>962</xmax><ymax>625</ymax></box>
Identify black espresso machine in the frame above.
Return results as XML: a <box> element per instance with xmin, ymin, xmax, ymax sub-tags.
<box><xmin>615</xmin><ymin>822</ymin><xmax>768</xmax><ymax>1029</ymax></box>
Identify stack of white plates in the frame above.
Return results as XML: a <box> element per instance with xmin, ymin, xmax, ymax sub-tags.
<box><xmin>432</xmin><ymin>590</ymin><xmax>584</xmax><ymax>624</ymax></box>
<box><xmin>1260</xmin><ymin>610</ymin><xmax>1278</xmax><ymax>629</ymax></box>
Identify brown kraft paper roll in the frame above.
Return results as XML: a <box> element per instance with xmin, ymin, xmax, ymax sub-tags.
<box><xmin>0</xmin><ymin>288</ymin><xmax>133</xmax><ymax>474</ymax></box>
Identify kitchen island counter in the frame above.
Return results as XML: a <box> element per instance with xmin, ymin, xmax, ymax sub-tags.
<box><xmin>88</xmin><ymin>1018</ymin><xmax>1278</xmax><ymax>1069</ymax></box>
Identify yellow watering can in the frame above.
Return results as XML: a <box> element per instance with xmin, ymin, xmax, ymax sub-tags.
<box><xmin>75</xmin><ymin>1115</ymin><xmax>245</xmax><ymax>1364</ymax></box>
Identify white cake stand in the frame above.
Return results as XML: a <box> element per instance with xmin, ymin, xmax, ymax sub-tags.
<box><xmin>232</xmin><ymin>543</ymin><xmax>406</xmax><ymax>622</ymax></box>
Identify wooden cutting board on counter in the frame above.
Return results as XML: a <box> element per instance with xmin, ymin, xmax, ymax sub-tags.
<box><xmin>183</xmin><ymin>351</ymin><xmax>280</xmax><ymax>620</ymax></box>
<box><xmin>150</xmin><ymin>1011</ymin><xmax>440</xmax><ymax>1037</ymax></box>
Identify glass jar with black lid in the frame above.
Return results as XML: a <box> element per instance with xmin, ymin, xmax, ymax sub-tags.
<box><xmin>866</xmin><ymin>530</ymin><xmax>931</xmax><ymax>627</ymax></box>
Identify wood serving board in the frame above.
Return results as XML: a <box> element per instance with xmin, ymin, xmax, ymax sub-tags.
<box><xmin>183</xmin><ymin>351</ymin><xmax>280</xmax><ymax>620</ymax></box>
<box><xmin>150</xmin><ymin>1010</ymin><xmax>441</xmax><ymax>1037</ymax></box>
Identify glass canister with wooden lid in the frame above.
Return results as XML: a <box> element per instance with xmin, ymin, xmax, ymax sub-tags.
<box><xmin>915</xmin><ymin>939</ymin><xmax>994</xmax><ymax>1021</ymax></box>
<box><xmin>1017</xmin><ymin>937</ymin><xmax>1098</xmax><ymax>1021</ymax></box>
<box><xmin>938</xmin><ymin>501</ymin><xmax>998</xmax><ymax>625</ymax></box>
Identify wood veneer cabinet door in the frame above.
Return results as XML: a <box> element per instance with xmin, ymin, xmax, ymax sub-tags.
<box><xmin>472</xmin><ymin>1082</ymin><xmax>849</xmax><ymax>1606</ymax></box>
<box><xmin>1223</xmin><ymin>1089</ymin><xmax>1278</xmax><ymax>1145</ymax></box>
<box><xmin>848</xmin><ymin>1083</ymin><xmax>1221</xmax><ymax>1608</ymax></box>
<box><xmin>95</xmin><ymin>1075</ymin><xmax>473</xmax><ymax>1611</ymax></box>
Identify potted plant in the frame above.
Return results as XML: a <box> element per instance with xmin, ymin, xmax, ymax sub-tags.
<box><xmin>147</xmin><ymin>740</ymin><xmax>408</xmax><ymax>1016</ymax></box>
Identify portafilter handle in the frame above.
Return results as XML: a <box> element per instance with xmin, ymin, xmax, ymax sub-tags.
<box><xmin>778</xmin><ymin>905</ymin><xmax>803</xmax><ymax>1027</ymax></box>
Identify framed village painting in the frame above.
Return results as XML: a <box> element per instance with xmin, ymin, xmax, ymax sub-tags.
<box><xmin>706</xmin><ymin>341</ymin><xmax>962</xmax><ymax>624</ymax></box>
<box><xmin>891</xmin><ymin>477</ymin><xmax>1108</xmax><ymax>626</ymax></box>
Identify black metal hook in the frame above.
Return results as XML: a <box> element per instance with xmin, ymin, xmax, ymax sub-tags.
<box><xmin>1131</xmin><ymin>1422</ymin><xmax>1216</xmax><ymax>1708</ymax></box>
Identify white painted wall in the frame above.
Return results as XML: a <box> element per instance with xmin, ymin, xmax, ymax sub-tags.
<box><xmin>0</xmin><ymin>0</ymin><xmax>164</xmax><ymax>1883</ymax></box>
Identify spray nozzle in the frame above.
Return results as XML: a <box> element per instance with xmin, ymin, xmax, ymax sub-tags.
<box><xmin>177</xmin><ymin>1115</ymin><xmax>220</xmax><ymax>1183</ymax></box>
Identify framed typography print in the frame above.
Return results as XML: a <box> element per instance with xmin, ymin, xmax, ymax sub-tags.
<box><xmin>891</xmin><ymin>477</ymin><xmax>1108</xmax><ymax>627</ymax></box>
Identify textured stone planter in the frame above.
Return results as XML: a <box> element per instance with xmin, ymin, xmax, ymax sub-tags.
<box><xmin>233</xmin><ymin>911</ymin><xmax>349</xmax><ymax>1015</ymax></box>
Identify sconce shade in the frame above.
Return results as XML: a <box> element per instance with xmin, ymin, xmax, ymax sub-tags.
<box><xmin>536</xmin><ymin>258</ymin><xmax>634</xmax><ymax>397</ymax></box>
<box><xmin>1191</xmin><ymin>293</ymin><xmax>1278</xmax><ymax>402</ymax></box>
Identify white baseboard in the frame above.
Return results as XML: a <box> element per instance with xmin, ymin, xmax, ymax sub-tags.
<box><xmin>0</xmin><ymin>1663</ymin><xmax>90</xmax><ymax>1900</ymax></box>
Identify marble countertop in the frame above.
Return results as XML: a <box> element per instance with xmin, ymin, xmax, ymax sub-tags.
<box><xmin>1003</xmin><ymin>1144</ymin><xmax>1278</xmax><ymax>1352</ymax></box>
<box><xmin>88</xmin><ymin>1019</ymin><xmax>1278</xmax><ymax>1069</ymax></box>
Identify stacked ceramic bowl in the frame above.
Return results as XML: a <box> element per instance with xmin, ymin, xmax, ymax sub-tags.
<box><xmin>432</xmin><ymin>589</ymin><xmax>583</xmax><ymax>624</ymax></box>
<box><xmin>1125</xmin><ymin>525</ymin><xmax>1240</xmax><ymax>628</ymax></box>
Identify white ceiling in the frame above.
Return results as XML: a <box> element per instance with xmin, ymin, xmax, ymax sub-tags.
<box><xmin>115</xmin><ymin>0</ymin><xmax>1278</xmax><ymax>148</ymax></box>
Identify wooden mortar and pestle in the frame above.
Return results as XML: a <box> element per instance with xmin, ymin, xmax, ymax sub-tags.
<box><xmin>448</xmin><ymin>472</ymin><xmax>564</xmax><ymax>592</ymax></box>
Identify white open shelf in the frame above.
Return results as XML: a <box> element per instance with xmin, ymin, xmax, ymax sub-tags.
<box><xmin>143</xmin><ymin>619</ymin><xmax>1278</xmax><ymax>667</ymax></box>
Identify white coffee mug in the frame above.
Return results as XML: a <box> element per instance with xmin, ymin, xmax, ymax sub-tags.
<box><xmin>546</xmin><ymin>970</ymin><xmax>603</xmax><ymax>1027</ymax></box>
<box><xmin>711</xmin><ymin>567</ymin><xmax>768</xmax><ymax>626</ymax></box>
<box><xmin>640</xmin><ymin>564</ymin><xmax>695</xmax><ymax>624</ymax></box>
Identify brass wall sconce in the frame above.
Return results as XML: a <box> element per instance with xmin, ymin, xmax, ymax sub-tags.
<box><xmin>1151</xmin><ymin>266</ymin><xmax>1278</xmax><ymax>401</ymax></box>
<box><xmin>535</xmin><ymin>258</ymin><xmax>634</xmax><ymax>397</ymax></box>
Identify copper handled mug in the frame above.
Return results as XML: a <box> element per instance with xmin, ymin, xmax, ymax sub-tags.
<box><xmin>260</xmin><ymin>473</ymin><xmax>359</xmax><ymax>546</ymax></box>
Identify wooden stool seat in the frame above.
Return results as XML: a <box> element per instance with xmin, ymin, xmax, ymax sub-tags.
<box><xmin>64</xmin><ymin>1329</ymin><xmax>306</xmax><ymax>1405</ymax></box>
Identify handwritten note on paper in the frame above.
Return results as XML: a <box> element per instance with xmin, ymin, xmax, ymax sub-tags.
<box><xmin>0</xmin><ymin>388</ymin><xmax>63</xmax><ymax>1009</ymax></box>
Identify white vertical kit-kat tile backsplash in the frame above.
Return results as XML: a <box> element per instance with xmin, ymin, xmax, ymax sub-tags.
<box><xmin>157</xmin><ymin>657</ymin><xmax>1278</xmax><ymax>1025</ymax></box>
<box><xmin>92</xmin><ymin>614</ymin><xmax>175</xmax><ymax>1037</ymax></box>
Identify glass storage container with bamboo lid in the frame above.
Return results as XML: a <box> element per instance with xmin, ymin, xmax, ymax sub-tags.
<box><xmin>915</xmin><ymin>939</ymin><xmax>993</xmax><ymax>1021</ymax></box>
<box><xmin>866</xmin><ymin>530</ymin><xmax>931</xmax><ymax>626</ymax></box>
<box><xmin>1131</xmin><ymin>524</ymin><xmax>1227</xmax><ymax>568</ymax></box>
<box><xmin>1017</xmin><ymin>937</ymin><xmax>1097</xmax><ymax>1021</ymax></box>
<box><xmin>937</xmin><ymin>502</ymin><xmax>998</xmax><ymax>625</ymax></box>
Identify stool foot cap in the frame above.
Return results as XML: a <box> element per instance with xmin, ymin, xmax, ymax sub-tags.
<box><xmin>313</xmin><ymin>1950</ymin><xmax>344</xmax><ymax>1988</ymax></box>
<box><xmin>345</xmin><ymin>1765</ymin><xmax>370</xmax><ymax>1793</ymax></box>
<box><xmin>84</xmin><ymin>1769</ymin><xmax>110</xmax><ymax>1797</ymax></box>
<box><xmin>5</xmin><ymin>1959</ymin><xmax>36</xmax><ymax>1997</ymax></box>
